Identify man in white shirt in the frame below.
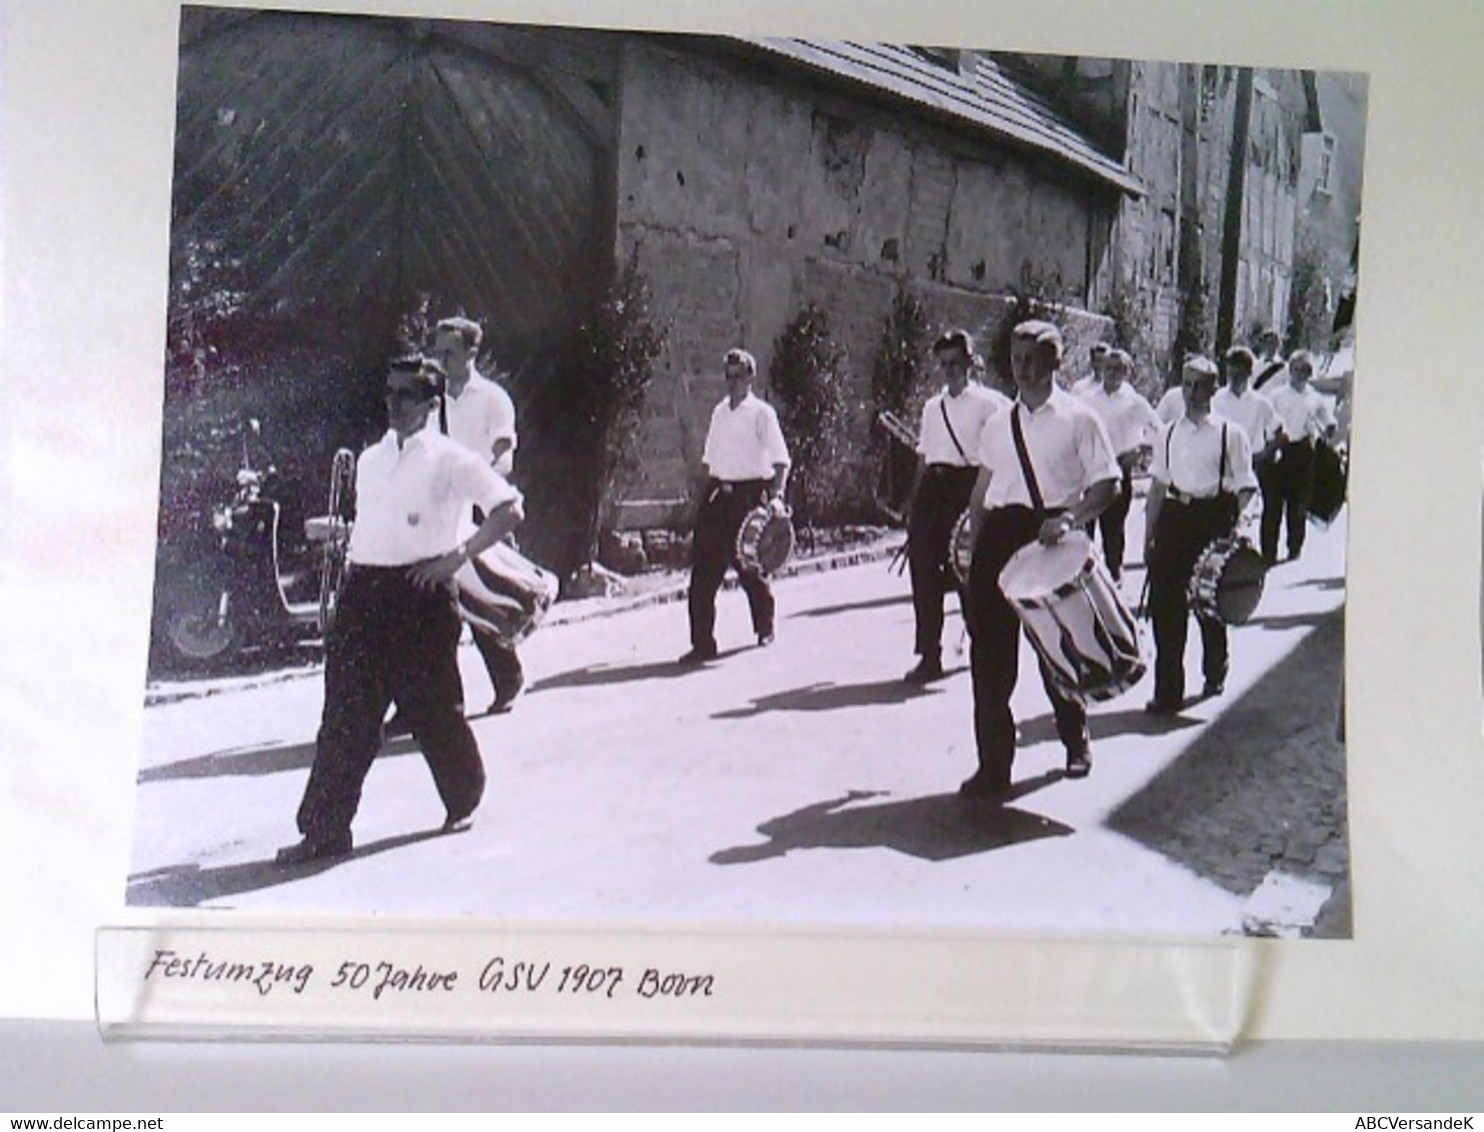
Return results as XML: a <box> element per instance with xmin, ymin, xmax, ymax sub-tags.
<box><xmin>960</xmin><ymin>321</ymin><xmax>1119</xmax><ymax>798</ymax></box>
<box><xmin>1214</xmin><ymin>346</ymin><xmax>1278</xmax><ymax>454</ymax></box>
<box><xmin>902</xmin><ymin>329</ymin><xmax>1009</xmax><ymax>684</ymax></box>
<box><xmin>1069</xmin><ymin>341</ymin><xmax>1108</xmax><ymax>398</ymax></box>
<box><xmin>1076</xmin><ymin>348</ymin><xmax>1158</xmax><ymax>580</ymax></box>
<box><xmin>681</xmin><ymin>348</ymin><xmax>791</xmax><ymax>664</ymax></box>
<box><xmin>1259</xmin><ymin>349</ymin><xmax>1337</xmax><ymax>565</ymax></box>
<box><xmin>432</xmin><ymin>316</ymin><xmax>525</xmax><ymax>714</ymax></box>
<box><xmin>277</xmin><ymin>356</ymin><xmax>523</xmax><ymax>866</ymax></box>
<box><xmin>1143</xmin><ymin>357</ymin><xmax>1257</xmax><ymax>714</ymax></box>
<box><xmin>1251</xmin><ymin>327</ymin><xmax>1288</xmax><ymax>392</ymax></box>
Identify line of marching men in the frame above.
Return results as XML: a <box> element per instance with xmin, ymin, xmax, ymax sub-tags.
<box><xmin>272</xmin><ymin>317</ymin><xmax>1337</xmax><ymax>865</ymax></box>
<box><xmin>894</xmin><ymin>323</ymin><xmax>1339</xmax><ymax>801</ymax></box>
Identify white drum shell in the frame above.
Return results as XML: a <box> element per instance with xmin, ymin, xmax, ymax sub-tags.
<box><xmin>455</xmin><ymin>542</ymin><xmax>558</xmax><ymax>645</ymax></box>
<box><xmin>999</xmin><ymin>532</ymin><xmax>1146</xmax><ymax>702</ymax></box>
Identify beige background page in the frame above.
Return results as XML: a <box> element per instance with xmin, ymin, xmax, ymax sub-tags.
<box><xmin>2</xmin><ymin>0</ymin><xmax>1481</xmax><ymax>1041</ymax></box>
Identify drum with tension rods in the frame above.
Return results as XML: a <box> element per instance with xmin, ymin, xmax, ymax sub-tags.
<box><xmin>998</xmin><ymin>530</ymin><xmax>1146</xmax><ymax>703</ymax></box>
<box><xmin>735</xmin><ymin>505</ymin><xmax>795</xmax><ymax>577</ymax></box>
<box><xmin>1188</xmin><ymin>535</ymin><xmax>1266</xmax><ymax>625</ymax></box>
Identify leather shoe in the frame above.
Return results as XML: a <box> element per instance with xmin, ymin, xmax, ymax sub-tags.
<box><xmin>275</xmin><ymin>833</ymin><xmax>352</xmax><ymax>866</ymax></box>
<box><xmin>757</xmin><ymin>631</ymin><xmax>775</xmax><ymax>648</ymax></box>
<box><xmin>958</xmin><ymin>769</ymin><xmax>1012</xmax><ymax>801</ymax></box>
<box><xmin>1201</xmin><ymin>680</ymin><xmax>1225</xmax><ymax>698</ymax></box>
<box><xmin>1065</xmin><ymin>748</ymin><xmax>1092</xmax><ymax>779</ymax></box>
<box><xmin>679</xmin><ymin>644</ymin><xmax>719</xmax><ymax>665</ymax></box>
<box><xmin>903</xmin><ymin>656</ymin><xmax>945</xmax><ymax>685</ymax></box>
<box><xmin>1144</xmin><ymin>696</ymin><xmax>1182</xmax><ymax>716</ymax></box>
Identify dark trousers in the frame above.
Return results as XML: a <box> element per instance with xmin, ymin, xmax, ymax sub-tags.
<box><xmin>688</xmin><ymin>479</ymin><xmax>774</xmax><ymax>650</ymax></box>
<box><xmin>1085</xmin><ymin>463</ymin><xmax>1134</xmax><ymax>578</ymax></box>
<box><xmin>1258</xmin><ymin>440</ymin><xmax>1315</xmax><ymax>562</ymax></box>
<box><xmin>907</xmin><ymin>465</ymin><xmax>977</xmax><ymax>657</ymax></box>
<box><xmin>965</xmin><ymin>506</ymin><xmax>1089</xmax><ymax>786</ymax></box>
<box><xmin>1148</xmin><ymin>495</ymin><xmax>1238</xmax><ymax>704</ymax></box>
<box><xmin>296</xmin><ymin>566</ymin><xmax>485</xmax><ymax>842</ymax></box>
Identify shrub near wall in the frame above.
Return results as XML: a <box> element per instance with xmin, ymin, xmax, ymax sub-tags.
<box><xmin>768</xmin><ymin>303</ymin><xmax>853</xmax><ymax>537</ymax></box>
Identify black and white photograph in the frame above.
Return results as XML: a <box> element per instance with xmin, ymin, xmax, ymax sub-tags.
<box><xmin>126</xmin><ymin>5</ymin><xmax>1365</xmax><ymax>940</ymax></box>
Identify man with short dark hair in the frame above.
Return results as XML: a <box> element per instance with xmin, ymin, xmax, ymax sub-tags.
<box><xmin>431</xmin><ymin>316</ymin><xmax>526</xmax><ymax>714</ymax></box>
<box><xmin>959</xmin><ymin>321</ymin><xmax>1119</xmax><ymax>798</ymax></box>
<box><xmin>1143</xmin><ymin>356</ymin><xmax>1257</xmax><ymax>714</ymax></box>
<box><xmin>1259</xmin><ymin>349</ymin><xmax>1336</xmax><ymax>564</ymax></box>
<box><xmin>1076</xmin><ymin>347</ymin><xmax>1158</xmax><ymax>581</ymax></box>
<box><xmin>902</xmin><ymin>329</ymin><xmax>1009</xmax><ymax>684</ymax></box>
<box><xmin>681</xmin><ymin>348</ymin><xmax>791</xmax><ymax>664</ymax></box>
<box><xmin>276</xmin><ymin>356</ymin><xmax>523</xmax><ymax>866</ymax></box>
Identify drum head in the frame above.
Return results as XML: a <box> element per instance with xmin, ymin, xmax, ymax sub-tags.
<box><xmin>999</xmin><ymin>530</ymin><xmax>1094</xmax><ymax>601</ymax></box>
<box><xmin>1215</xmin><ymin>545</ymin><xmax>1267</xmax><ymax>625</ymax></box>
<box><xmin>754</xmin><ymin>515</ymin><xmax>795</xmax><ymax>574</ymax></box>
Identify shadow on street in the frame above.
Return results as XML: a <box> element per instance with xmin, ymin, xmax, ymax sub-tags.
<box><xmin>529</xmin><ymin>648</ymin><xmax>755</xmax><ymax>692</ymax></box>
<box><xmin>1107</xmin><ymin>606</ymin><xmax>1349</xmax><ymax>932</ymax></box>
<box><xmin>126</xmin><ymin>825</ymin><xmax>463</xmax><ymax>907</ymax></box>
<box><xmin>711</xmin><ymin>775</ymin><xmax>1070</xmax><ymax>864</ymax></box>
<box><xmin>711</xmin><ymin>674</ymin><xmax>966</xmax><ymax>719</ymax></box>
<box><xmin>789</xmin><ymin>592</ymin><xmax>914</xmax><ymax>620</ymax></box>
<box><xmin>138</xmin><ymin>735</ymin><xmax>429</xmax><ymax>784</ymax></box>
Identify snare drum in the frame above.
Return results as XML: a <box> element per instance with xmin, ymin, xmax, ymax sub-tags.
<box><xmin>998</xmin><ymin>530</ymin><xmax>1146</xmax><ymax>702</ymax></box>
<box><xmin>455</xmin><ymin>541</ymin><xmax>559</xmax><ymax>646</ymax></box>
<box><xmin>736</xmin><ymin>505</ymin><xmax>795</xmax><ymax>576</ymax></box>
<box><xmin>1188</xmin><ymin>535</ymin><xmax>1266</xmax><ymax>625</ymax></box>
<box><xmin>949</xmin><ymin>508</ymin><xmax>975</xmax><ymax>585</ymax></box>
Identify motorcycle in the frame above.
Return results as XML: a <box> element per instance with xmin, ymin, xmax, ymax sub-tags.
<box><xmin>161</xmin><ymin>417</ymin><xmax>353</xmax><ymax>667</ymax></box>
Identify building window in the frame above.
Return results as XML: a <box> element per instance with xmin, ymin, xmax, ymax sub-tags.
<box><xmin>1314</xmin><ymin>131</ymin><xmax>1338</xmax><ymax>197</ymax></box>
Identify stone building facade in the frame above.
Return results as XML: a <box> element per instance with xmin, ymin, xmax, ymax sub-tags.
<box><xmin>609</xmin><ymin>38</ymin><xmax>1322</xmax><ymax>527</ymax></box>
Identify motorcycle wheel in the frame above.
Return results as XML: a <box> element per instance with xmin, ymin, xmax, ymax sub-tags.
<box><xmin>166</xmin><ymin>609</ymin><xmax>234</xmax><ymax>661</ymax></box>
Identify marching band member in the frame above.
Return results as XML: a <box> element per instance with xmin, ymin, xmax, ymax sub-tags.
<box><xmin>277</xmin><ymin>356</ymin><xmax>523</xmax><ymax>865</ymax></box>
<box><xmin>960</xmin><ymin>321</ymin><xmax>1119</xmax><ymax>799</ymax></box>
<box><xmin>1076</xmin><ymin>347</ymin><xmax>1159</xmax><ymax>581</ymax></box>
<box><xmin>432</xmin><ymin>315</ymin><xmax>526</xmax><ymax>714</ymax></box>
<box><xmin>1068</xmin><ymin>341</ymin><xmax>1109</xmax><ymax>397</ymax></box>
<box><xmin>902</xmin><ymin>329</ymin><xmax>1009</xmax><ymax>684</ymax></box>
<box><xmin>680</xmin><ymin>348</ymin><xmax>791</xmax><ymax>664</ymax></box>
<box><xmin>1143</xmin><ymin>357</ymin><xmax>1257</xmax><ymax>714</ymax></box>
<box><xmin>1259</xmin><ymin>349</ymin><xmax>1337</xmax><ymax>565</ymax></box>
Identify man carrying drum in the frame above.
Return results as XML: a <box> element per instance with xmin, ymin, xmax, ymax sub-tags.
<box><xmin>960</xmin><ymin>320</ymin><xmax>1119</xmax><ymax>799</ymax></box>
<box><xmin>1143</xmin><ymin>356</ymin><xmax>1257</xmax><ymax>715</ymax></box>
<box><xmin>277</xmin><ymin>356</ymin><xmax>524</xmax><ymax>865</ymax></box>
<box><xmin>431</xmin><ymin>316</ymin><xmax>528</xmax><ymax>715</ymax></box>
<box><xmin>680</xmin><ymin>347</ymin><xmax>791</xmax><ymax>664</ymax></box>
<box><xmin>902</xmin><ymin>329</ymin><xmax>1009</xmax><ymax>685</ymax></box>
<box><xmin>1076</xmin><ymin>347</ymin><xmax>1159</xmax><ymax>582</ymax></box>
<box><xmin>1259</xmin><ymin>349</ymin><xmax>1337</xmax><ymax>566</ymax></box>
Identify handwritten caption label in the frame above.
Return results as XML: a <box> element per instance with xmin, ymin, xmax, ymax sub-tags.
<box><xmin>142</xmin><ymin>947</ymin><xmax>715</xmax><ymax>1004</ymax></box>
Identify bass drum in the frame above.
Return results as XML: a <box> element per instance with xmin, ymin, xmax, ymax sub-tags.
<box><xmin>949</xmin><ymin>508</ymin><xmax>975</xmax><ymax>585</ymax></box>
<box><xmin>735</xmin><ymin>505</ymin><xmax>795</xmax><ymax>577</ymax></box>
<box><xmin>456</xmin><ymin>541</ymin><xmax>559</xmax><ymax>646</ymax></box>
<box><xmin>998</xmin><ymin>531</ymin><xmax>1146</xmax><ymax>703</ymax></box>
<box><xmin>1188</xmin><ymin>535</ymin><xmax>1267</xmax><ymax>625</ymax></box>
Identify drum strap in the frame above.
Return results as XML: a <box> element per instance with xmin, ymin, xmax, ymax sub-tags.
<box><xmin>1254</xmin><ymin>359</ymin><xmax>1285</xmax><ymax>390</ymax></box>
<box><xmin>940</xmin><ymin>400</ymin><xmax>969</xmax><ymax>464</ymax></box>
<box><xmin>1010</xmin><ymin>405</ymin><xmax>1046</xmax><ymax>514</ymax></box>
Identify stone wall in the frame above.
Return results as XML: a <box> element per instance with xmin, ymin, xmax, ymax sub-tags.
<box><xmin>612</xmin><ymin>38</ymin><xmax>1117</xmax><ymax>528</ymax></box>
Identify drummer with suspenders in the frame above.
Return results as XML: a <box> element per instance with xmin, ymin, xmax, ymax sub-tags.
<box><xmin>960</xmin><ymin>320</ymin><xmax>1119</xmax><ymax>800</ymax></box>
<box><xmin>902</xmin><ymin>329</ymin><xmax>1009</xmax><ymax>685</ymax></box>
<box><xmin>680</xmin><ymin>347</ymin><xmax>791</xmax><ymax>665</ymax></box>
<box><xmin>1143</xmin><ymin>356</ymin><xmax>1257</xmax><ymax>715</ymax></box>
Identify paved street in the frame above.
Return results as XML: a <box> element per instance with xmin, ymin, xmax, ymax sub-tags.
<box><xmin>128</xmin><ymin>501</ymin><xmax>1349</xmax><ymax>939</ymax></box>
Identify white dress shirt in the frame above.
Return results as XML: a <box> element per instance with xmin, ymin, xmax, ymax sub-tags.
<box><xmin>917</xmin><ymin>383</ymin><xmax>1010</xmax><ymax>465</ymax></box>
<box><xmin>702</xmin><ymin>392</ymin><xmax>791</xmax><ymax>481</ymax></box>
<box><xmin>1079</xmin><ymin>382</ymin><xmax>1160</xmax><ymax>456</ymax></box>
<box><xmin>1151</xmin><ymin>413</ymin><xmax>1257</xmax><ymax>498</ymax></box>
<box><xmin>976</xmin><ymin>388</ymin><xmax>1119</xmax><ymax>510</ymax></box>
<box><xmin>1156</xmin><ymin>386</ymin><xmax>1186</xmax><ymax>425</ymax></box>
<box><xmin>1267</xmin><ymin>382</ymin><xmax>1337</xmax><ymax>443</ymax></box>
<box><xmin>1212</xmin><ymin>385</ymin><xmax>1278</xmax><ymax>450</ymax></box>
<box><xmin>348</xmin><ymin>428</ymin><xmax>521</xmax><ymax>566</ymax></box>
<box><xmin>444</xmin><ymin>369</ymin><xmax>517</xmax><ymax>476</ymax></box>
